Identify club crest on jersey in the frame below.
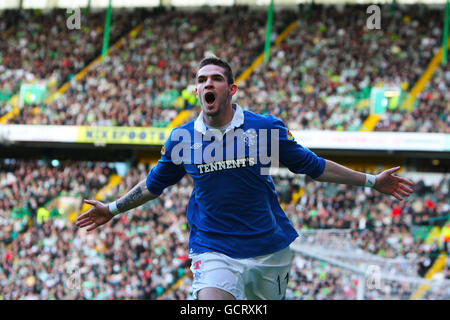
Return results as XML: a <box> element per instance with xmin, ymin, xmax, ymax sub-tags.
<box><xmin>191</xmin><ymin>142</ymin><xmax>202</xmax><ymax>150</ymax></box>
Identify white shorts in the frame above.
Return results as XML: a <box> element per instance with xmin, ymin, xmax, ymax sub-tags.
<box><xmin>189</xmin><ymin>245</ymin><xmax>294</xmax><ymax>300</ymax></box>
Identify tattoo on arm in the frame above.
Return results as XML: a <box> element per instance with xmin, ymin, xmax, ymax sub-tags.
<box><xmin>116</xmin><ymin>186</ymin><xmax>143</xmax><ymax>212</ymax></box>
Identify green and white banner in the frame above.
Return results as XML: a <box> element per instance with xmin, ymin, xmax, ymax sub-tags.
<box><xmin>19</xmin><ymin>83</ymin><xmax>48</xmax><ymax>106</ymax></box>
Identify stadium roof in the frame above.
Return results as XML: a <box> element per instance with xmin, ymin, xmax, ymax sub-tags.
<box><xmin>0</xmin><ymin>0</ymin><xmax>448</xmax><ymax>9</ymax></box>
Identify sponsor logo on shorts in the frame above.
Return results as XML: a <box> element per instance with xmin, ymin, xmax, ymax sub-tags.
<box><xmin>193</xmin><ymin>260</ymin><xmax>201</xmax><ymax>270</ymax></box>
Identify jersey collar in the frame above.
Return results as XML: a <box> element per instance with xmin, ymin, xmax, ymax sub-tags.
<box><xmin>194</xmin><ymin>103</ymin><xmax>244</xmax><ymax>135</ymax></box>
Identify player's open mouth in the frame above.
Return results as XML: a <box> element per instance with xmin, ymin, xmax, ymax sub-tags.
<box><xmin>204</xmin><ymin>92</ymin><xmax>216</xmax><ymax>106</ymax></box>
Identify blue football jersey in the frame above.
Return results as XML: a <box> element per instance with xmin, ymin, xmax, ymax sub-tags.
<box><xmin>146</xmin><ymin>104</ymin><xmax>325</xmax><ymax>258</ymax></box>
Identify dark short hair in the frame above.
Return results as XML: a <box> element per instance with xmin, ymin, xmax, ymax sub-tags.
<box><xmin>197</xmin><ymin>56</ymin><xmax>235</xmax><ymax>85</ymax></box>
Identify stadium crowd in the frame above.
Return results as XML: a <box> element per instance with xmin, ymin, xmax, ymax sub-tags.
<box><xmin>2</xmin><ymin>5</ymin><xmax>446</xmax><ymax>134</ymax></box>
<box><xmin>375</xmin><ymin>63</ymin><xmax>450</xmax><ymax>133</ymax></box>
<box><xmin>6</xmin><ymin>7</ymin><xmax>296</xmax><ymax>127</ymax></box>
<box><xmin>285</xmin><ymin>175</ymin><xmax>449</xmax><ymax>258</ymax></box>
<box><xmin>286</xmin><ymin>254</ymin><xmax>435</xmax><ymax>300</ymax></box>
<box><xmin>235</xmin><ymin>5</ymin><xmax>445</xmax><ymax>132</ymax></box>
<box><xmin>0</xmin><ymin>9</ymin><xmax>142</xmax><ymax>119</ymax></box>
<box><xmin>0</xmin><ymin>157</ymin><xmax>448</xmax><ymax>299</ymax></box>
<box><xmin>0</xmin><ymin>160</ymin><xmax>192</xmax><ymax>300</ymax></box>
<box><xmin>0</xmin><ymin>159</ymin><xmax>112</xmax><ymax>223</ymax></box>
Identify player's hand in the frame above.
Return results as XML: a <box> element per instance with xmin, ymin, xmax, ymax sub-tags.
<box><xmin>374</xmin><ymin>166</ymin><xmax>415</xmax><ymax>201</ymax></box>
<box><xmin>75</xmin><ymin>199</ymin><xmax>113</xmax><ymax>232</ymax></box>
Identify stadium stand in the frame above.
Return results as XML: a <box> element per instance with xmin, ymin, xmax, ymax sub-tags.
<box><xmin>0</xmin><ymin>161</ymin><xmax>191</xmax><ymax>299</ymax></box>
<box><xmin>1</xmin><ymin>6</ymin><xmax>446</xmax><ymax>135</ymax></box>
<box><xmin>3</xmin><ymin>5</ymin><xmax>446</xmax><ymax>134</ymax></box>
<box><xmin>375</xmin><ymin>63</ymin><xmax>450</xmax><ymax>133</ymax></box>
<box><xmin>235</xmin><ymin>5</ymin><xmax>445</xmax><ymax>132</ymax></box>
<box><xmin>0</xmin><ymin>9</ymin><xmax>144</xmax><ymax>117</ymax></box>
<box><xmin>0</xmin><ymin>3</ymin><xmax>449</xmax><ymax>301</ymax></box>
<box><xmin>1</xmin><ymin>157</ymin><xmax>448</xmax><ymax>299</ymax></box>
<box><xmin>3</xmin><ymin>7</ymin><xmax>297</xmax><ymax>127</ymax></box>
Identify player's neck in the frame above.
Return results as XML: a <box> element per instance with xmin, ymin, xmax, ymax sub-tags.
<box><xmin>203</xmin><ymin>103</ymin><xmax>234</xmax><ymax>128</ymax></box>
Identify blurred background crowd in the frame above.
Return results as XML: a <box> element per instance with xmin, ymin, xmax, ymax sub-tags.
<box><xmin>1</xmin><ymin>6</ymin><xmax>448</xmax><ymax>132</ymax></box>
<box><xmin>0</xmin><ymin>3</ymin><xmax>449</xmax><ymax>300</ymax></box>
<box><xmin>1</xmin><ymin>159</ymin><xmax>448</xmax><ymax>299</ymax></box>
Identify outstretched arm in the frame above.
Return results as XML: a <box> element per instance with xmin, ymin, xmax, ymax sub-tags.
<box><xmin>315</xmin><ymin>160</ymin><xmax>415</xmax><ymax>201</ymax></box>
<box><xmin>75</xmin><ymin>179</ymin><xmax>158</xmax><ymax>232</ymax></box>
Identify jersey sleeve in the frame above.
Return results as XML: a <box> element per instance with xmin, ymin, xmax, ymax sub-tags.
<box><xmin>146</xmin><ymin>129</ymin><xmax>187</xmax><ymax>196</ymax></box>
<box><xmin>268</xmin><ymin>115</ymin><xmax>326</xmax><ymax>179</ymax></box>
